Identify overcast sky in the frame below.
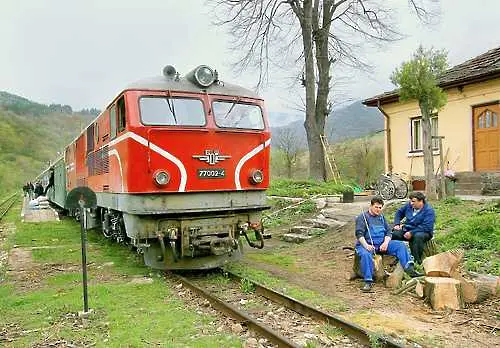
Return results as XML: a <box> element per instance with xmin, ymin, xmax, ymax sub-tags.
<box><xmin>1</xmin><ymin>0</ymin><xmax>499</xmax><ymax>114</ymax></box>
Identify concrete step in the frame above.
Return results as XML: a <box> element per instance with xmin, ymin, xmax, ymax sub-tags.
<box><xmin>455</xmin><ymin>189</ymin><xmax>483</xmax><ymax>195</ymax></box>
<box><xmin>455</xmin><ymin>182</ymin><xmax>483</xmax><ymax>190</ymax></box>
<box><xmin>281</xmin><ymin>233</ymin><xmax>312</xmax><ymax>243</ymax></box>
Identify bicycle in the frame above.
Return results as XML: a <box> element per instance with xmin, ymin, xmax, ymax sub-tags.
<box><xmin>375</xmin><ymin>172</ymin><xmax>409</xmax><ymax>200</ymax></box>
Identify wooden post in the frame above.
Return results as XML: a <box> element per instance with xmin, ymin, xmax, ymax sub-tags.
<box><xmin>433</xmin><ymin>136</ymin><xmax>446</xmax><ymax>199</ymax></box>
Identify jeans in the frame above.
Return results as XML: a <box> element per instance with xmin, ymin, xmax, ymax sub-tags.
<box><xmin>355</xmin><ymin>240</ymin><xmax>413</xmax><ymax>282</ymax></box>
<box><xmin>392</xmin><ymin>230</ymin><xmax>432</xmax><ymax>264</ymax></box>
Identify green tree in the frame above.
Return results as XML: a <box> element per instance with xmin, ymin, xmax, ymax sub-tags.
<box><xmin>391</xmin><ymin>46</ymin><xmax>448</xmax><ymax>199</ymax></box>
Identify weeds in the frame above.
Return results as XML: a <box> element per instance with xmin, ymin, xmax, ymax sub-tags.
<box><xmin>240</xmin><ymin>278</ymin><xmax>256</xmax><ymax>294</ymax></box>
<box><xmin>264</xmin><ymin>198</ymin><xmax>317</xmax><ymax>228</ymax></box>
<box><xmin>267</xmin><ymin>179</ymin><xmax>347</xmax><ymax>198</ymax></box>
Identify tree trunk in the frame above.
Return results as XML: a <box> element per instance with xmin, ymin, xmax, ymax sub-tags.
<box><xmin>420</xmin><ymin>104</ymin><xmax>437</xmax><ymax>199</ymax></box>
<box><xmin>286</xmin><ymin>160</ymin><xmax>292</xmax><ymax>178</ymax></box>
<box><xmin>300</xmin><ymin>0</ymin><xmax>325</xmax><ymax>181</ymax></box>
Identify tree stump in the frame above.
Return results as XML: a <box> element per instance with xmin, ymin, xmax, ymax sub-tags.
<box><xmin>424</xmin><ymin>277</ymin><xmax>464</xmax><ymax>310</ymax></box>
<box><xmin>353</xmin><ymin>253</ymin><xmax>385</xmax><ymax>282</ymax></box>
<box><xmin>422</xmin><ymin>239</ymin><xmax>438</xmax><ymax>259</ymax></box>
<box><xmin>422</xmin><ymin>250</ymin><xmax>464</xmax><ymax>277</ymax></box>
<box><xmin>385</xmin><ymin>263</ymin><xmax>405</xmax><ymax>289</ymax></box>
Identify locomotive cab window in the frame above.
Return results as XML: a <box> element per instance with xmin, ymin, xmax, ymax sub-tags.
<box><xmin>139</xmin><ymin>96</ymin><xmax>205</xmax><ymax>126</ymax></box>
<box><xmin>117</xmin><ymin>96</ymin><xmax>126</xmax><ymax>132</ymax></box>
<box><xmin>110</xmin><ymin>105</ymin><xmax>117</xmax><ymax>139</ymax></box>
<box><xmin>213</xmin><ymin>101</ymin><xmax>264</xmax><ymax>130</ymax></box>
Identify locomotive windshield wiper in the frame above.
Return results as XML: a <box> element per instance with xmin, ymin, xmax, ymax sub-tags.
<box><xmin>165</xmin><ymin>92</ymin><xmax>177</xmax><ymax>124</ymax></box>
<box><xmin>223</xmin><ymin>96</ymin><xmax>241</xmax><ymax>119</ymax></box>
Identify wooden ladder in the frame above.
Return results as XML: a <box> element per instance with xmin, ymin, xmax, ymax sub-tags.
<box><xmin>320</xmin><ymin>135</ymin><xmax>342</xmax><ymax>184</ymax></box>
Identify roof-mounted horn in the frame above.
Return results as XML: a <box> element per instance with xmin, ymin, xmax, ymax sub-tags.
<box><xmin>162</xmin><ymin>65</ymin><xmax>177</xmax><ymax>79</ymax></box>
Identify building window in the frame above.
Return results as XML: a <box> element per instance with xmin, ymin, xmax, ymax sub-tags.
<box><xmin>478</xmin><ymin>109</ymin><xmax>498</xmax><ymax>129</ymax></box>
<box><xmin>411</xmin><ymin>115</ymin><xmax>438</xmax><ymax>152</ymax></box>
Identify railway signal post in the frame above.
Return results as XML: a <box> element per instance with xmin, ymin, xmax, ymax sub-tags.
<box><xmin>66</xmin><ymin>187</ymin><xmax>97</xmax><ymax>317</ymax></box>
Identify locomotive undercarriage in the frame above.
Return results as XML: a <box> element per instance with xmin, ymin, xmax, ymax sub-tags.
<box><xmin>123</xmin><ymin>211</ymin><xmax>264</xmax><ymax>270</ymax></box>
<box><xmin>76</xmin><ymin>191</ymin><xmax>270</xmax><ymax>270</ymax></box>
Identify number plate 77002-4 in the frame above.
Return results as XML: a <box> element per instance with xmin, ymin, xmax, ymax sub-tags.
<box><xmin>197</xmin><ymin>168</ymin><xmax>225</xmax><ymax>178</ymax></box>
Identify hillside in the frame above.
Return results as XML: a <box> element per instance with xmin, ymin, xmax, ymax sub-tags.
<box><xmin>271</xmin><ymin>100</ymin><xmax>383</xmax><ymax>146</ymax></box>
<box><xmin>0</xmin><ymin>92</ymin><xmax>94</xmax><ymax>196</ymax></box>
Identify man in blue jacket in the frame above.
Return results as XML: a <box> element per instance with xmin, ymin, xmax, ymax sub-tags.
<box><xmin>355</xmin><ymin>196</ymin><xmax>421</xmax><ymax>292</ymax></box>
<box><xmin>392</xmin><ymin>192</ymin><xmax>436</xmax><ymax>264</ymax></box>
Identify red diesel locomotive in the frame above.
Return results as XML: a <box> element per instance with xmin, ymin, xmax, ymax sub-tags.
<box><xmin>43</xmin><ymin>65</ymin><xmax>271</xmax><ymax>269</ymax></box>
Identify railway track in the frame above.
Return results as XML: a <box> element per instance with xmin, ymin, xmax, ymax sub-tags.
<box><xmin>172</xmin><ymin>270</ymin><xmax>406</xmax><ymax>348</ymax></box>
<box><xmin>0</xmin><ymin>193</ymin><xmax>18</xmax><ymax>222</ymax></box>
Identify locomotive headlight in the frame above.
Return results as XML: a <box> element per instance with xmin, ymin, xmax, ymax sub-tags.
<box><xmin>187</xmin><ymin>65</ymin><xmax>216</xmax><ymax>87</ymax></box>
<box><xmin>154</xmin><ymin>170</ymin><xmax>170</xmax><ymax>186</ymax></box>
<box><xmin>250</xmin><ymin>169</ymin><xmax>264</xmax><ymax>184</ymax></box>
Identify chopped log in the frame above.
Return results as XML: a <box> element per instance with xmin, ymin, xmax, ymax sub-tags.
<box><xmin>415</xmin><ymin>281</ymin><xmax>424</xmax><ymax>298</ymax></box>
<box><xmin>422</xmin><ymin>250</ymin><xmax>464</xmax><ymax>277</ymax></box>
<box><xmin>424</xmin><ymin>277</ymin><xmax>464</xmax><ymax>310</ymax></box>
<box><xmin>385</xmin><ymin>263</ymin><xmax>405</xmax><ymax>289</ymax></box>
<box><xmin>468</xmin><ymin>272</ymin><xmax>500</xmax><ymax>297</ymax></box>
<box><xmin>459</xmin><ymin>276</ymin><xmax>492</xmax><ymax>303</ymax></box>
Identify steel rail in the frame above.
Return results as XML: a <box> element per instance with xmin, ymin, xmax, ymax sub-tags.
<box><xmin>173</xmin><ymin>274</ymin><xmax>300</xmax><ymax>348</ymax></box>
<box><xmin>226</xmin><ymin>272</ymin><xmax>407</xmax><ymax>348</ymax></box>
<box><xmin>0</xmin><ymin>193</ymin><xmax>18</xmax><ymax>221</ymax></box>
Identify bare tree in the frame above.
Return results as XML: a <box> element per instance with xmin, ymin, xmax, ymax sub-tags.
<box><xmin>274</xmin><ymin>127</ymin><xmax>304</xmax><ymax>178</ymax></box>
<box><xmin>209</xmin><ymin>0</ymin><xmax>438</xmax><ymax>181</ymax></box>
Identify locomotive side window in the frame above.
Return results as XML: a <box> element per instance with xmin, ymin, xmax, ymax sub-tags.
<box><xmin>110</xmin><ymin>105</ymin><xmax>117</xmax><ymax>138</ymax></box>
<box><xmin>139</xmin><ymin>97</ymin><xmax>205</xmax><ymax>126</ymax></box>
<box><xmin>87</xmin><ymin>123</ymin><xmax>94</xmax><ymax>153</ymax></box>
<box><xmin>94</xmin><ymin>122</ymin><xmax>99</xmax><ymax>145</ymax></box>
<box><xmin>212</xmin><ymin>102</ymin><xmax>264</xmax><ymax>130</ymax></box>
<box><xmin>117</xmin><ymin>97</ymin><xmax>126</xmax><ymax>132</ymax></box>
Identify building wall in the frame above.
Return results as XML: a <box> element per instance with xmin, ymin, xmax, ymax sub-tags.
<box><xmin>380</xmin><ymin>77</ymin><xmax>500</xmax><ymax>176</ymax></box>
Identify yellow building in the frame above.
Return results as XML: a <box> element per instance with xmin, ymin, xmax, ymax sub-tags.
<box><xmin>363</xmin><ymin>47</ymin><xmax>500</xmax><ymax>195</ymax></box>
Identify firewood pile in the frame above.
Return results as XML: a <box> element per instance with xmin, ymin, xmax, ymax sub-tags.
<box><xmin>391</xmin><ymin>249</ymin><xmax>499</xmax><ymax>310</ymax></box>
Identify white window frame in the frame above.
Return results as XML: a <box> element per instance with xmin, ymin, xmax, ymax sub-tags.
<box><xmin>410</xmin><ymin>115</ymin><xmax>438</xmax><ymax>153</ymax></box>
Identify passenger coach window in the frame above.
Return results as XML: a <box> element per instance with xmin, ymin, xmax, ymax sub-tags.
<box><xmin>139</xmin><ymin>97</ymin><xmax>205</xmax><ymax>126</ymax></box>
<box><xmin>110</xmin><ymin>105</ymin><xmax>117</xmax><ymax>138</ymax></box>
<box><xmin>213</xmin><ymin>102</ymin><xmax>264</xmax><ymax>130</ymax></box>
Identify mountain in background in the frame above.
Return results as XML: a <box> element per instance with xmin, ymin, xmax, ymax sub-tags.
<box><xmin>0</xmin><ymin>91</ymin><xmax>95</xmax><ymax>196</ymax></box>
<box><xmin>270</xmin><ymin>100</ymin><xmax>384</xmax><ymax>146</ymax></box>
<box><xmin>268</xmin><ymin>111</ymin><xmax>304</xmax><ymax>128</ymax></box>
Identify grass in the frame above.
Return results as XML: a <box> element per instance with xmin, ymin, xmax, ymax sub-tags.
<box><xmin>267</xmin><ymin>179</ymin><xmax>350</xmax><ymax>198</ymax></box>
<box><xmin>245</xmin><ymin>253</ymin><xmax>298</xmax><ymax>270</ymax></box>
<box><xmin>0</xmin><ymin>203</ymin><xmax>243</xmax><ymax>347</ymax></box>
<box><xmin>264</xmin><ymin>198</ymin><xmax>318</xmax><ymax>228</ymax></box>
<box><xmin>224</xmin><ymin>262</ymin><xmax>348</xmax><ymax>313</ymax></box>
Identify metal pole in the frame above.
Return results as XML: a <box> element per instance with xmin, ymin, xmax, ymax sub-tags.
<box><xmin>80</xmin><ymin>206</ymin><xmax>89</xmax><ymax>313</ymax></box>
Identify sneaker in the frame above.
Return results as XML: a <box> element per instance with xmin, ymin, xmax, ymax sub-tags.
<box><xmin>361</xmin><ymin>282</ymin><xmax>373</xmax><ymax>292</ymax></box>
<box><xmin>405</xmin><ymin>266</ymin><xmax>423</xmax><ymax>278</ymax></box>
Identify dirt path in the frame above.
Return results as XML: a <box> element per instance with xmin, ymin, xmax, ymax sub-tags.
<box><xmin>244</xmin><ymin>220</ymin><xmax>499</xmax><ymax>348</ymax></box>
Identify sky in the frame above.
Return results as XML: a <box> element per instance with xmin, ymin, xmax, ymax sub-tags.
<box><xmin>1</xmin><ymin>0</ymin><xmax>499</xmax><ymax>114</ymax></box>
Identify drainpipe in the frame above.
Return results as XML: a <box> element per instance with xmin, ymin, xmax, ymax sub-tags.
<box><xmin>377</xmin><ymin>100</ymin><xmax>393</xmax><ymax>174</ymax></box>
